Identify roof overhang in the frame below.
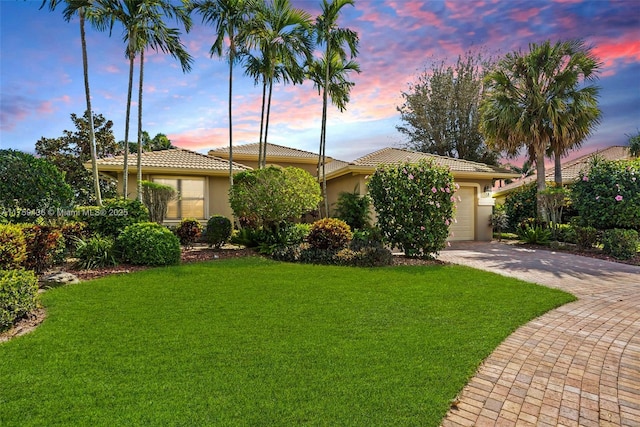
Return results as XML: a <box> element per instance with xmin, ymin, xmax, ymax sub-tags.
<box><xmin>86</xmin><ymin>162</ymin><xmax>244</xmax><ymax>177</ymax></box>
<box><xmin>325</xmin><ymin>164</ymin><xmax>520</xmax><ymax>182</ymax></box>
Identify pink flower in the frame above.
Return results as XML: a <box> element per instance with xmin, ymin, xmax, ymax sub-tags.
<box><xmin>582</xmin><ymin>176</ymin><xmax>589</xmax><ymax>181</ymax></box>
<box><xmin>458</xmin><ymin>196</ymin><xmax>462</xmax><ymax>202</ymax></box>
<box><xmin>440</xmin><ymin>187</ymin><xmax>445</xmax><ymax>192</ymax></box>
<box><xmin>436</xmin><ymin>202</ymin><xmax>440</xmax><ymax>208</ymax></box>
<box><xmin>447</xmin><ymin>241</ymin><xmax>451</xmax><ymax>247</ymax></box>
<box><xmin>408</xmin><ymin>173</ymin><xmax>414</xmax><ymax>180</ymax></box>
<box><xmin>431</xmin><ymin>187</ymin><xmax>437</xmax><ymax>193</ymax></box>
<box><xmin>420</xmin><ymin>226</ymin><xmax>425</xmax><ymax>231</ymax></box>
<box><xmin>445</xmin><ymin>187</ymin><xmax>450</xmax><ymax>193</ymax></box>
<box><xmin>615</xmin><ymin>195</ymin><xmax>623</xmax><ymax>201</ymax></box>
<box><xmin>596</xmin><ymin>196</ymin><xmax>600</xmax><ymax>200</ymax></box>
<box><xmin>450</xmin><ymin>196</ymin><xmax>456</xmax><ymax>202</ymax></box>
<box><xmin>445</xmin><ymin>219</ymin><xmax>450</xmax><ymax>226</ymax></box>
<box><xmin>455</xmin><ymin>183</ymin><xmax>460</xmax><ymax>189</ymax></box>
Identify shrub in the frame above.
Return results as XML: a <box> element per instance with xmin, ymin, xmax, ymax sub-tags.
<box><xmin>335</xmin><ymin>247</ymin><xmax>394</xmax><ymax>267</ymax></box>
<box><xmin>350</xmin><ymin>227</ymin><xmax>385</xmax><ymax>251</ymax></box>
<box><xmin>555</xmin><ymin>223</ymin><xmax>575</xmax><ymax>244</ymax></box>
<box><xmin>0</xmin><ymin>269</ymin><xmax>39</xmax><ymax>332</ymax></box>
<box><xmin>334</xmin><ymin>188</ymin><xmax>371</xmax><ymax>230</ymax></box>
<box><xmin>175</xmin><ymin>218</ymin><xmax>203</xmax><ymax>248</ymax></box>
<box><xmin>205</xmin><ymin>215</ymin><xmax>232</xmax><ymax>249</ymax></box>
<box><xmin>141</xmin><ymin>180</ymin><xmax>176</xmax><ymax>224</ymax></box>
<box><xmin>570</xmin><ymin>218</ymin><xmax>599</xmax><ymax>250</ymax></box>
<box><xmin>504</xmin><ymin>183</ymin><xmax>537</xmax><ymax>232</ymax></box>
<box><xmin>59</xmin><ymin>221</ymin><xmax>88</xmax><ymax>257</ymax></box>
<box><xmin>518</xmin><ymin>225</ymin><xmax>551</xmax><ymax>245</ymax></box>
<box><xmin>489</xmin><ymin>205</ymin><xmax>509</xmax><ymax>241</ymax></box>
<box><xmin>0</xmin><ymin>149</ymin><xmax>74</xmax><ymax>223</ymax></box>
<box><xmin>21</xmin><ymin>224</ymin><xmax>65</xmax><ymax>273</ymax></box>
<box><xmin>116</xmin><ymin>222</ymin><xmax>181</xmax><ymax>266</ymax></box>
<box><xmin>307</xmin><ymin>218</ymin><xmax>353</xmax><ymax>250</ymax></box>
<box><xmin>0</xmin><ymin>224</ymin><xmax>27</xmax><ymax>270</ymax></box>
<box><xmin>274</xmin><ymin>242</ymin><xmax>393</xmax><ymax>267</ymax></box>
<box><xmin>75</xmin><ymin>236</ymin><xmax>117</xmax><ymax>269</ymax></box>
<box><xmin>368</xmin><ymin>159</ymin><xmax>455</xmax><ymax>259</ymax></box>
<box><xmin>82</xmin><ymin>198</ymin><xmax>149</xmax><ymax>238</ymax></box>
<box><xmin>572</xmin><ymin>158</ymin><xmax>640</xmax><ymax>230</ymax></box>
<box><xmin>601</xmin><ymin>229</ymin><xmax>639</xmax><ymax>260</ymax></box>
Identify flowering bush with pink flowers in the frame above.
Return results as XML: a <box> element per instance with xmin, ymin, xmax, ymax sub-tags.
<box><xmin>572</xmin><ymin>158</ymin><xmax>640</xmax><ymax>231</ymax></box>
<box><xmin>368</xmin><ymin>159</ymin><xmax>456</xmax><ymax>259</ymax></box>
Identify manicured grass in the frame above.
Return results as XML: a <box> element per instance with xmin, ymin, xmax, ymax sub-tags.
<box><xmin>0</xmin><ymin>258</ymin><xmax>575</xmax><ymax>426</ymax></box>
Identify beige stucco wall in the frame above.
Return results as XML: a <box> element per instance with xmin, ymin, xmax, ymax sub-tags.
<box><xmin>208</xmin><ymin>176</ymin><xmax>233</xmax><ymax>219</ymax></box>
<box><xmin>325</xmin><ymin>173</ymin><xmax>368</xmax><ymax>216</ymax></box>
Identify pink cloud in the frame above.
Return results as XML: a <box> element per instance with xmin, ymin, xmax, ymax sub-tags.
<box><xmin>510</xmin><ymin>8</ymin><xmax>542</xmax><ymax>23</ymax></box>
<box><xmin>105</xmin><ymin>65</ymin><xmax>120</xmax><ymax>74</ymax></box>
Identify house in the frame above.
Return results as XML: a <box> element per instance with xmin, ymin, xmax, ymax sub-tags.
<box><xmin>92</xmin><ymin>143</ymin><xmax>519</xmax><ymax>240</ymax></box>
<box><xmin>492</xmin><ymin>145</ymin><xmax>631</xmax><ymax>204</ymax></box>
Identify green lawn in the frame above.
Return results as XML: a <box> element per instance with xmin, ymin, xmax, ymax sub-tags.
<box><xmin>0</xmin><ymin>257</ymin><xmax>575</xmax><ymax>426</ymax></box>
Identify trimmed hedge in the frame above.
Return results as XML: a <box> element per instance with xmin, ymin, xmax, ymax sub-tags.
<box><xmin>116</xmin><ymin>222</ymin><xmax>181</xmax><ymax>266</ymax></box>
<box><xmin>205</xmin><ymin>216</ymin><xmax>232</xmax><ymax>249</ymax></box>
<box><xmin>601</xmin><ymin>229</ymin><xmax>639</xmax><ymax>260</ymax></box>
<box><xmin>307</xmin><ymin>218</ymin><xmax>353</xmax><ymax>250</ymax></box>
<box><xmin>0</xmin><ymin>224</ymin><xmax>27</xmax><ymax>270</ymax></box>
<box><xmin>0</xmin><ymin>269</ymin><xmax>39</xmax><ymax>332</ymax></box>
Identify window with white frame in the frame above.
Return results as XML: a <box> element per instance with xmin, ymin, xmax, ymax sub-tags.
<box><xmin>152</xmin><ymin>177</ymin><xmax>205</xmax><ymax>219</ymax></box>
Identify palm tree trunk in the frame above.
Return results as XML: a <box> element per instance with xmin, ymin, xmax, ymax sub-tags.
<box><xmin>535</xmin><ymin>148</ymin><xmax>547</xmax><ymax>221</ymax></box>
<box><xmin>79</xmin><ymin>8</ymin><xmax>102</xmax><ymax>206</ymax></box>
<box><xmin>264</xmin><ymin>77</ymin><xmax>274</xmax><ymax>164</ymax></box>
<box><xmin>554</xmin><ymin>146</ymin><xmax>563</xmax><ymax>186</ymax></box>
<box><xmin>257</xmin><ymin>79</ymin><xmax>267</xmax><ymax>169</ymax></box>
<box><xmin>137</xmin><ymin>50</ymin><xmax>144</xmax><ymax>202</ymax></box>
<box><xmin>228</xmin><ymin>34</ymin><xmax>235</xmax><ymax>188</ymax></box>
<box><xmin>321</xmin><ymin>44</ymin><xmax>331</xmax><ymax>218</ymax></box>
<box><xmin>123</xmin><ymin>54</ymin><xmax>135</xmax><ymax>198</ymax></box>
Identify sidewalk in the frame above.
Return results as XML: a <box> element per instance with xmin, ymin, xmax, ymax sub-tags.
<box><xmin>437</xmin><ymin>241</ymin><xmax>640</xmax><ymax>427</ymax></box>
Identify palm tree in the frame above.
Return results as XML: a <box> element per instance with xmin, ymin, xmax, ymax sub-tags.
<box><xmin>91</xmin><ymin>0</ymin><xmax>193</xmax><ymax>200</ymax></box>
<box><xmin>189</xmin><ymin>0</ymin><xmax>256</xmax><ymax>187</ymax></box>
<box><xmin>40</xmin><ymin>0</ymin><xmax>104</xmax><ymax>206</ymax></box>
<box><xmin>244</xmin><ymin>0</ymin><xmax>313</xmax><ymax>169</ymax></box>
<box><xmin>480</xmin><ymin>39</ymin><xmax>600</xmax><ymax>217</ymax></box>
<box><xmin>313</xmin><ymin>0</ymin><xmax>359</xmax><ymax>217</ymax></box>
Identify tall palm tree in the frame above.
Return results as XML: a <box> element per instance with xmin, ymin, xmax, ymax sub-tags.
<box><xmin>40</xmin><ymin>0</ymin><xmax>104</xmax><ymax>206</ymax></box>
<box><xmin>313</xmin><ymin>0</ymin><xmax>359</xmax><ymax>217</ymax></box>
<box><xmin>91</xmin><ymin>0</ymin><xmax>193</xmax><ymax>200</ymax></box>
<box><xmin>244</xmin><ymin>0</ymin><xmax>313</xmax><ymax>169</ymax></box>
<box><xmin>480</xmin><ymin>39</ymin><xmax>600</xmax><ymax>217</ymax></box>
<box><xmin>189</xmin><ymin>0</ymin><xmax>256</xmax><ymax>187</ymax></box>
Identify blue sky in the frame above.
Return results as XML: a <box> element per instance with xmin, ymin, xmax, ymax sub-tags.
<box><xmin>1</xmin><ymin>0</ymin><xmax>639</xmax><ymax>165</ymax></box>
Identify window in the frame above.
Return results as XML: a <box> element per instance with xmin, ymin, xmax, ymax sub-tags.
<box><xmin>153</xmin><ymin>177</ymin><xmax>205</xmax><ymax>219</ymax></box>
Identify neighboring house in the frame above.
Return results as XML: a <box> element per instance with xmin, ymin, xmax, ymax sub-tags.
<box><xmin>492</xmin><ymin>145</ymin><xmax>631</xmax><ymax>204</ymax></box>
<box><xmin>92</xmin><ymin>143</ymin><xmax>518</xmax><ymax>241</ymax></box>
<box><xmin>91</xmin><ymin>148</ymin><xmax>250</xmax><ymax>225</ymax></box>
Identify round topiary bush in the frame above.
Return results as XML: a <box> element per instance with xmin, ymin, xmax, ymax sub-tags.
<box><xmin>307</xmin><ymin>218</ymin><xmax>353</xmax><ymax>250</ymax></box>
<box><xmin>205</xmin><ymin>215</ymin><xmax>232</xmax><ymax>249</ymax></box>
<box><xmin>116</xmin><ymin>222</ymin><xmax>181</xmax><ymax>266</ymax></box>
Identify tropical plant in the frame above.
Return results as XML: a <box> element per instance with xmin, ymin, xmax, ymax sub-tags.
<box><xmin>481</xmin><ymin>39</ymin><xmax>601</xmax><ymax>216</ymax></box>
<box><xmin>116</xmin><ymin>222</ymin><xmax>181</xmax><ymax>266</ymax></box>
<box><xmin>518</xmin><ymin>225</ymin><xmax>551</xmax><ymax>245</ymax></box>
<box><xmin>539</xmin><ymin>185</ymin><xmax>570</xmax><ymax>239</ymax></box>
<box><xmin>74</xmin><ymin>235</ymin><xmax>118</xmax><ymax>269</ymax></box>
<box><xmin>397</xmin><ymin>51</ymin><xmax>499</xmax><ymax>165</ymax></box>
<box><xmin>572</xmin><ymin>158</ymin><xmax>640</xmax><ymax>230</ymax></box>
<box><xmin>189</xmin><ymin>0</ymin><xmax>256</xmax><ymax>186</ymax></box>
<box><xmin>307</xmin><ymin>218</ymin><xmax>352</xmax><ymax>250</ymax></box>
<box><xmin>312</xmin><ymin>0</ymin><xmax>359</xmax><ymax>217</ymax></box>
<box><xmin>175</xmin><ymin>218</ymin><xmax>203</xmax><ymax>248</ymax></box>
<box><xmin>368</xmin><ymin>159</ymin><xmax>456</xmax><ymax>259</ymax></box>
<box><xmin>21</xmin><ymin>224</ymin><xmax>65</xmax><ymax>274</ymax></box>
<box><xmin>489</xmin><ymin>205</ymin><xmax>509</xmax><ymax>241</ymax></box>
<box><xmin>334</xmin><ymin>187</ymin><xmax>371</xmax><ymax>230</ymax></box>
<box><xmin>140</xmin><ymin>180</ymin><xmax>176</xmax><ymax>224</ymax></box>
<box><xmin>36</xmin><ymin>112</ymin><xmax>119</xmax><ymax>205</ymax></box>
<box><xmin>82</xmin><ymin>198</ymin><xmax>150</xmax><ymax>238</ymax></box>
<box><xmin>91</xmin><ymin>0</ymin><xmax>193</xmax><ymax>199</ymax></box>
<box><xmin>0</xmin><ymin>149</ymin><xmax>74</xmax><ymax>222</ymax></box>
<box><xmin>40</xmin><ymin>0</ymin><xmax>105</xmax><ymax>206</ymax></box>
<box><xmin>243</xmin><ymin>0</ymin><xmax>313</xmax><ymax>168</ymax></box>
<box><xmin>0</xmin><ymin>224</ymin><xmax>27</xmax><ymax>270</ymax></box>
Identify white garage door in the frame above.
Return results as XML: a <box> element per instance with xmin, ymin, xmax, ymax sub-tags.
<box><xmin>449</xmin><ymin>187</ymin><xmax>475</xmax><ymax>241</ymax></box>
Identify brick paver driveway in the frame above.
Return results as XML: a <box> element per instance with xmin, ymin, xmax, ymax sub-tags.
<box><xmin>438</xmin><ymin>241</ymin><xmax>640</xmax><ymax>427</ymax></box>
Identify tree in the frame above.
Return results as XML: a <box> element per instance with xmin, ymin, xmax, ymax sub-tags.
<box><xmin>91</xmin><ymin>0</ymin><xmax>193</xmax><ymax>200</ymax></box>
<box><xmin>244</xmin><ymin>0</ymin><xmax>313</xmax><ymax>168</ymax></box>
<box><xmin>628</xmin><ymin>131</ymin><xmax>640</xmax><ymax>158</ymax></box>
<box><xmin>480</xmin><ymin>39</ymin><xmax>601</xmax><ymax>217</ymax></box>
<box><xmin>36</xmin><ymin>112</ymin><xmax>119</xmax><ymax>205</ymax></box>
<box><xmin>40</xmin><ymin>0</ymin><xmax>105</xmax><ymax>205</ymax></box>
<box><xmin>397</xmin><ymin>51</ymin><xmax>499</xmax><ymax>165</ymax></box>
<box><xmin>0</xmin><ymin>150</ymin><xmax>74</xmax><ymax>222</ymax></box>
<box><xmin>313</xmin><ymin>0</ymin><xmax>359</xmax><ymax>217</ymax></box>
<box><xmin>189</xmin><ymin>0</ymin><xmax>256</xmax><ymax>187</ymax></box>
<box><xmin>123</xmin><ymin>131</ymin><xmax>176</xmax><ymax>153</ymax></box>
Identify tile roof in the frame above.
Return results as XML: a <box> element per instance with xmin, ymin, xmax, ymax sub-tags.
<box><xmin>495</xmin><ymin>145</ymin><xmax>631</xmax><ymax>193</ymax></box>
<box><xmin>94</xmin><ymin>148</ymin><xmax>251</xmax><ymax>172</ymax></box>
<box><xmin>351</xmin><ymin>147</ymin><xmax>516</xmax><ymax>175</ymax></box>
<box><xmin>209</xmin><ymin>142</ymin><xmax>321</xmax><ymax>160</ymax></box>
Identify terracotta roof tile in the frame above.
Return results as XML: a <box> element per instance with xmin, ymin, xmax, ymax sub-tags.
<box><xmin>94</xmin><ymin>148</ymin><xmax>250</xmax><ymax>172</ymax></box>
<box><xmin>209</xmin><ymin>142</ymin><xmax>320</xmax><ymax>159</ymax></box>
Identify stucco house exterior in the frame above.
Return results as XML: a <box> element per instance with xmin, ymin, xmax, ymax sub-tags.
<box><xmin>92</xmin><ymin>143</ymin><xmax>518</xmax><ymax>241</ymax></box>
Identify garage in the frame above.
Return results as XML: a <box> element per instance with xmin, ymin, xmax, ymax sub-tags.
<box><xmin>449</xmin><ymin>186</ymin><xmax>475</xmax><ymax>241</ymax></box>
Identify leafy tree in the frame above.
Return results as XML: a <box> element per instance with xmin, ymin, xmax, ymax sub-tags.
<box><xmin>190</xmin><ymin>0</ymin><xmax>256</xmax><ymax>187</ymax></box>
<box><xmin>0</xmin><ymin>150</ymin><xmax>74</xmax><ymax>222</ymax></box>
<box><xmin>36</xmin><ymin>112</ymin><xmax>119</xmax><ymax>205</ymax></box>
<box><xmin>40</xmin><ymin>0</ymin><xmax>105</xmax><ymax>205</ymax></box>
<box><xmin>91</xmin><ymin>0</ymin><xmax>193</xmax><ymax>199</ymax></box>
<box><xmin>122</xmin><ymin>131</ymin><xmax>176</xmax><ymax>153</ymax></box>
<box><xmin>503</xmin><ymin>183</ymin><xmax>537</xmax><ymax>232</ymax></box>
<box><xmin>481</xmin><ymin>39</ymin><xmax>601</xmax><ymax>216</ymax></box>
<box><xmin>628</xmin><ymin>131</ymin><xmax>640</xmax><ymax>158</ymax></box>
<box><xmin>229</xmin><ymin>166</ymin><xmax>321</xmax><ymax>230</ymax></box>
<box><xmin>397</xmin><ymin>51</ymin><xmax>499</xmax><ymax>165</ymax></box>
<box><xmin>572</xmin><ymin>158</ymin><xmax>640</xmax><ymax>230</ymax></box>
<box><xmin>313</xmin><ymin>0</ymin><xmax>359</xmax><ymax>217</ymax></box>
<box><xmin>244</xmin><ymin>0</ymin><xmax>313</xmax><ymax>168</ymax></box>
<box><xmin>368</xmin><ymin>159</ymin><xmax>456</xmax><ymax>259</ymax></box>
<box><xmin>140</xmin><ymin>180</ymin><xmax>176</xmax><ymax>224</ymax></box>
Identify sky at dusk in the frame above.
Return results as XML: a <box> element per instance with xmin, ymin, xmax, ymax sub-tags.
<box><xmin>1</xmin><ymin>0</ymin><xmax>639</xmax><ymax>166</ymax></box>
